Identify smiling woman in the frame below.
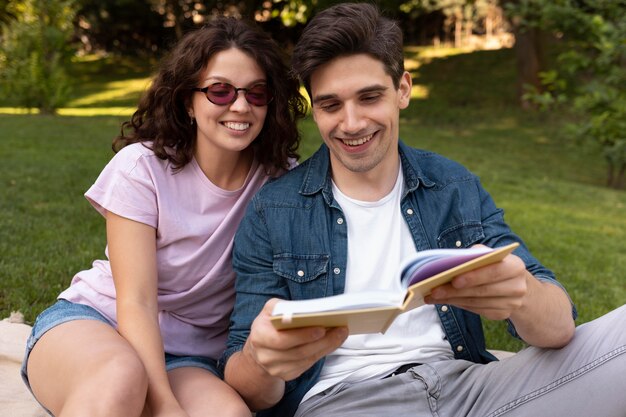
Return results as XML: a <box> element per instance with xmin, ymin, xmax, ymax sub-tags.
<box><xmin>189</xmin><ymin>47</ymin><xmax>269</xmax><ymax>188</ymax></box>
<box><xmin>18</xmin><ymin>16</ymin><xmax>307</xmax><ymax>417</ymax></box>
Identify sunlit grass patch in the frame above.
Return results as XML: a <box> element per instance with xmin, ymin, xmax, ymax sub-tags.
<box><xmin>410</xmin><ymin>84</ymin><xmax>430</xmax><ymax>99</ymax></box>
<box><xmin>0</xmin><ymin>107</ymin><xmax>136</xmax><ymax>116</ymax></box>
<box><xmin>68</xmin><ymin>78</ymin><xmax>150</xmax><ymax>108</ymax></box>
<box><xmin>0</xmin><ymin>107</ymin><xmax>40</xmax><ymax>115</ymax></box>
<box><xmin>57</xmin><ymin>107</ymin><xmax>136</xmax><ymax>116</ymax></box>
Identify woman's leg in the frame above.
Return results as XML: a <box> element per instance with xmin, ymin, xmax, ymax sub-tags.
<box><xmin>168</xmin><ymin>367</ymin><xmax>252</xmax><ymax>417</ymax></box>
<box><xmin>27</xmin><ymin>319</ymin><xmax>149</xmax><ymax>417</ymax></box>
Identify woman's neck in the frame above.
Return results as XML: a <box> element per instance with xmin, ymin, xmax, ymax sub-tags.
<box><xmin>194</xmin><ymin>146</ymin><xmax>254</xmax><ymax>191</ymax></box>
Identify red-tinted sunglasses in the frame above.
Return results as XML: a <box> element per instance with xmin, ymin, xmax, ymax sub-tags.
<box><xmin>193</xmin><ymin>83</ymin><xmax>273</xmax><ymax>107</ymax></box>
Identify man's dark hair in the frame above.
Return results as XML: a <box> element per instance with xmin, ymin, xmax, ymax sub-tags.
<box><xmin>292</xmin><ymin>2</ymin><xmax>404</xmax><ymax>96</ymax></box>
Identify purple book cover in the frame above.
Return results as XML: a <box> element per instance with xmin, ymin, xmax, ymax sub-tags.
<box><xmin>403</xmin><ymin>252</ymin><xmax>487</xmax><ymax>287</ymax></box>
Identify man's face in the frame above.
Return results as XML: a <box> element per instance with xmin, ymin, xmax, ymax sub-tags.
<box><xmin>310</xmin><ymin>54</ymin><xmax>411</xmax><ymax>180</ymax></box>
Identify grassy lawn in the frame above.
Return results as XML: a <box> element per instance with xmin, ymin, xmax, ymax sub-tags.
<box><xmin>1</xmin><ymin>49</ymin><xmax>624</xmax><ymax>352</ymax></box>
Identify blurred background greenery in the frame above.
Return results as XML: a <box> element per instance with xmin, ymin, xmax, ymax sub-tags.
<box><xmin>0</xmin><ymin>0</ymin><xmax>624</xmax><ymax>352</ymax></box>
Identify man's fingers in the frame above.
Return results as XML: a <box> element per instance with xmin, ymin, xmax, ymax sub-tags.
<box><xmin>255</xmin><ymin>326</ymin><xmax>348</xmax><ymax>380</ymax></box>
<box><xmin>432</xmin><ymin>276</ymin><xmax>527</xmax><ymax>300</ymax></box>
<box><xmin>250</xmin><ymin>299</ymin><xmax>349</xmax><ymax>380</ymax></box>
<box><xmin>450</xmin><ymin>255</ymin><xmax>525</xmax><ymax>289</ymax></box>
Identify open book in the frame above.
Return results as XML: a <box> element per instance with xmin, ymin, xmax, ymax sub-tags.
<box><xmin>271</xmin><ymin>242</ymin><xmax>519</xmax><ymax>335</ymax></box>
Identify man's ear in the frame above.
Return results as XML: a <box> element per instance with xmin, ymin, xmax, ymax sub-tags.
<box><xmin>398</xmin><ymin>71</ymin><xmax>412</xmax><ymax>110</ymax></box>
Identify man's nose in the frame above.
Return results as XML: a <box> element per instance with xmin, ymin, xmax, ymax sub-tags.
<box><xmin>339</xmin><ymin>102</ymin><xmax>366</xmax><ymax>133</ymax></box>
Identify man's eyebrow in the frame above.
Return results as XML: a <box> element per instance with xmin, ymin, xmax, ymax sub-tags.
<box><xmin>358</xmin><ymin>84</ymin><xmax>388</xmax><ymax>94</ymax></box>
<box><xmin>312</xmin><ymin>84</ymin><xmax>388</xmax><ymax>104</ymax></box>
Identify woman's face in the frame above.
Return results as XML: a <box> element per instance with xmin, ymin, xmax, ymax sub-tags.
<box><xmin>190</xmin><ymin>47</ymin><xmax>268</xmax><ymax>159</ymax></box>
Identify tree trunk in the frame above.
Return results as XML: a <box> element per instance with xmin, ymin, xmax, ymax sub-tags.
<box><xmin>164</xmin><ymin>0</ymin><xmax>185</xmax><ymax>40</ymax></box>
<box><xmin>502</xmin><ymin>0</ymin><xmax>547</xmax><ymax>108</ymax></box>
<box><xmin>512</xmin><ymin>26</ymin><xmax>545</xmax><ymax>108</ymax></box>
<box><xmin>454</xmin><ymin>8</ymin><xmax>463</xmax><ymax>48</ymax></box>
<box><xmin>465</xmin><ymin>19</ymin><xmax>473</xmax><ymax>45</ymax></box>
<box><xmin>608</xmin><ymin>161</ymin><xmax>626</xmax><ymax>190</ymax></box>
<box><xmin>617</xmin><ymin>164</ymin><xmax>625</xmax><ymax>190</ymax></box>
<box><xmin>486</xmin><ymin>6</ymin><xmax>494</xmax><ymax>40</ymax></box>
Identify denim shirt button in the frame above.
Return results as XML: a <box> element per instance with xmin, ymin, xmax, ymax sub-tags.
<box><xmin>297</xmin><ymin>270</ymin><xmax>305</xmax><ymax>277</ymax></box>
<box><xmin>456</xmin><ymin>345</ymin><xmax>464</xmax><ymax>352</ymax></box>
<box><xmin>337</xmin><ymin>218</ymin><xmax>344</xmax><ymax>225</ymax></box>
<box><xmin>333</xmin><ymin>267</ymin><xmax>341</xmax><ymax>275</ymax></box>
<box><xmin>406</xmin><ymin>208</ymin><xmax>414</xmax><ymax>215</ymax></box>
<box><xmin>441</xmin><ymin>305</ymin><xmax>449</xmax><ymax>313</ymax></box>
<box><xmin>455</xmin><ymin>240</ymin><xmax>462</xmax><ymax>247</ymax></box>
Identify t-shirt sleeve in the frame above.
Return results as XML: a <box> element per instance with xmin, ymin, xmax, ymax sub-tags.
<box><xmin>84</xmin><ymin>146</ymin><xmax>158</xmax><ymax>228</ymax></box>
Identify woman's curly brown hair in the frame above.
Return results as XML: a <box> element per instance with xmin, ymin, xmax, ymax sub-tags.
<box><xmin>113</xmin><ymin>17</ymin><xmax>308</xmax><ymax>174</ymax></box>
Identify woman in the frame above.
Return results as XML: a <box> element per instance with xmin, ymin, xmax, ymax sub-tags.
<box><xmin>21</xmin><ymin>17</ymin><xmax>307</xmax><ymax>417</ymax></box>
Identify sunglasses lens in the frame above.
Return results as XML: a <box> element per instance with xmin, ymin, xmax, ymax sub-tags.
<box><xmin>204</xmin><ymin>83</ymin><xmax>271</xmax><ymax>106</ymax></box>
<box><xmin>206</xmin><ymin>83</ymin><xmax>236</xmax><ymax>105</ymax></box>
<box><xmin>245</xmin><ymin>85</ymin><xmax>272</xmax><ymax>106</ymax></box>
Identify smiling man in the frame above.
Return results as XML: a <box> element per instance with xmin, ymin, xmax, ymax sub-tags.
<box><xmin>220</xmin><ymin>3</ymin><xmax>626</xmax><ymax>417</ymax></box>
<box><xmin>309</xmin><ymin>53</ymin><xmax>409</xmax><ymax>200</ymax></box>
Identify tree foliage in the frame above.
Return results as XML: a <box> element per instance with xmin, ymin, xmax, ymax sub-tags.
<box><xmin>0</xmin><ymin>0</ymin><xmax>76</xmax><ymax>114</ymax></box>
<box><xmin>0</xmin><ymin>0</ymin><xmax>17</xmax><ymax>26</ymax></box>
<box><xmin>70</xmin><ymin>0</ymin><xmax>409</xmax><ymax>54</ymax></box>
<box><xmin>69</xmin><ymin>0</ymin><xmax>510</xmax><ymax>55</ymax></box>
<box><xmin>75</xmin><ymin>0</ymin><xmax>173</xmax><ymax>55</ymax></box>
<box><xmin>512</xmin><ymin>0</ymin><xmax>626</xmax><ymax>189</ymax></box>
<box><xmin>401</xmin><ymin>0</ymin><xmax>506</xmax><ymax>46</ymax></box>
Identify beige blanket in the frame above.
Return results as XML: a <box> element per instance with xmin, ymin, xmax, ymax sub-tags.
<box><xmin>0</xmin><ymin>313</ymin><xmax>47</xmax><ymax>417</ymax></box>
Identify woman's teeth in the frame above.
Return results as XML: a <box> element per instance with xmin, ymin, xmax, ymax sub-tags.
<box><xmin>224</xmin><ymin>122</ymin><xmax>250</xmax><ymax>131</ymax></box>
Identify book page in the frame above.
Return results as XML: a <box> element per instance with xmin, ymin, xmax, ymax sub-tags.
<box><xmin>272</xmin><ymin>290</ymin><xmax>405</xmax><ymax>316</ymax></box>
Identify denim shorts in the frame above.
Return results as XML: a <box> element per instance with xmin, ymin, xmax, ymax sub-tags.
<box><xmin>21</xmin><ymin>299</ymin><xmax>221</xmax><ymax>409</ymax></box>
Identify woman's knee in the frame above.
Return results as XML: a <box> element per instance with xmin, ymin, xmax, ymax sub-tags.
<box><xmin>50</xmin><ymin>349</ymin><xmax>148</xmax><ymax>417</ymax></box>
<box><xmin>218</xmin><ymin>401</ymin><xmax>253</xmax><ymax>417</ymax></box>
<box><xmin>95</xmin><ymin>349</ymin><xmax>149</xmax><ymax>405</ymax></box>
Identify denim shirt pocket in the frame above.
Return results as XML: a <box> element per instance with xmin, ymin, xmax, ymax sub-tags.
<box><xmin>437</xmin><ymin>222</ymin><xmax>485</xmax><ymax>249</ymax></box>
<box><xmin>273</xmin><ymin>254</ymin><xmax>330</xmax><ymax>300</ymax></box>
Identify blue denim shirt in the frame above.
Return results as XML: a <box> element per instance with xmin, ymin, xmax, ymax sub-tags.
<box><xmin>220</xmin><ymin>141</ymin><xmax>575</xmax><ymax>417</ymax></box>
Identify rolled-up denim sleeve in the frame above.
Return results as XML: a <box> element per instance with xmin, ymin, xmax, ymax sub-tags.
<box><xmin>474</xmin><ymin>177</ymin><xmax>578</xmax><ymax>337</ymax></box>
<box><xmin>218</xmin><ymin>196</ymin><xmax>290</xmax><ymax>372</ymax></box>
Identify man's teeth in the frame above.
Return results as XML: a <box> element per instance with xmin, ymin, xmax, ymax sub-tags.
<box><xmin>341</xmin><ymin>133</ymin><xmax>373</xmax><ymax>146</ymax></box>
<box><xmin>224</xmin><ymin>122</ymin><xmax>250</xmax><ymax>131</ymax></box>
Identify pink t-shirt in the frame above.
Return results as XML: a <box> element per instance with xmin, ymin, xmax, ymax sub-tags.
<box><xmin>59</xmin><ymin>143</ymin><xmax>270</xmax><ymax>358</ymax></box>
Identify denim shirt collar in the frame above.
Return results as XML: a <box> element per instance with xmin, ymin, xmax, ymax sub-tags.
<box><xmin>299</xmin><ymin>140</ymin><xmax>436</xmax><ymax>204</ymax></box>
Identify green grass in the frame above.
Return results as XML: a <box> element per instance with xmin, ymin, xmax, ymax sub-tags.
<box><xmin>1</xmin><ymin>48</ymin><xmax>624</xmax><ymax>353</ymax></box>
<box><xmin>65</xmin><ymin>55</ymin><xmax>155</xmax><ymax>109</ymax></box>
<box><xmin>0</xmin><ymin>55</ymin><xmax>155</xmax><ymax>115</ymax></box>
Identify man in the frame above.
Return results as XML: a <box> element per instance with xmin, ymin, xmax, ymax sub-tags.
<box><xmin>219</xmin><ymin>3</ymin><xmax>626</xmax><ymax>417</ymax></box>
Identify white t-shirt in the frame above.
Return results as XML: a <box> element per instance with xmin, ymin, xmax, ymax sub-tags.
<box><xmin>302</xmin><ymin>166</ymin><xmax>453</xmax><ymax>402</ymax></box>
<box><xmin>59</xmin><ymin>142</ymin><xmax>271</xmax><ymax>359</ymax></box>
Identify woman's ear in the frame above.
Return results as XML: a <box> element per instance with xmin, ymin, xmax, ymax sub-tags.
<box><xmin>185</xmin><ymin>95</ymin><xmax>194</xmax><ymax>117</ymax></box>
